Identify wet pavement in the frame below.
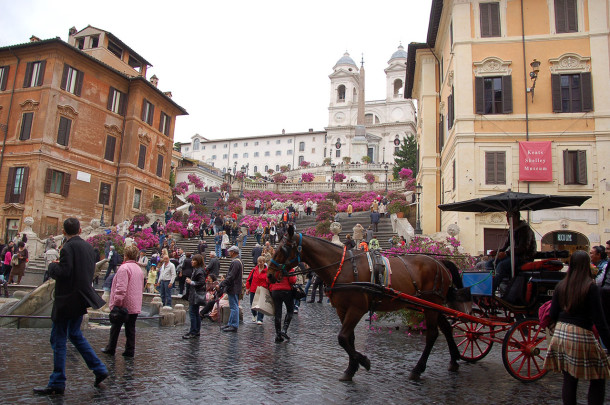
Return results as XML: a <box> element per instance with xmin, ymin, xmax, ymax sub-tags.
<box><xmin>0</xmin><ymin>302</ymin><xmax>607</xmax><ymax>404</ymax></box>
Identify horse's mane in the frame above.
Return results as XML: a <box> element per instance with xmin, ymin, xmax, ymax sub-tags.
<box><xmin>301</xmin><ymin>234</ymin><xmax>345</xmax><ymax>250</ymax></box>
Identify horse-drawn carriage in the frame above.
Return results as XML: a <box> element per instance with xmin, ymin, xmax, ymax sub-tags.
<box><xmin>267</xmin><ymin>191</ymin><xmax>589</xmax><ymax>383</ymax></box>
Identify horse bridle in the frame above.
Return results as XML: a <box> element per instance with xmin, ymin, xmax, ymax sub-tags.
<box><xmin>269</xmin><ymin>232</ymin><xmax>303</xmax><ymax>275</ymax></box>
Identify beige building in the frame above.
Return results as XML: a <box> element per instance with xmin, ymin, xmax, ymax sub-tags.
<box><xmin>406</xmin><ymin>0</ymin><xmax>610</xmax><ymax>255</ymax></box>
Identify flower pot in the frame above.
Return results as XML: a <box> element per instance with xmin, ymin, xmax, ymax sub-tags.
<box><xmin>396</xmin><ymin>212</ymin><xmax>404</xmax><ymax>218</ymax></box>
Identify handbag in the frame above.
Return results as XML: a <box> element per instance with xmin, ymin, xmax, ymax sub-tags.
<box><xmin>193</xmin><ymin>290</ymin><xmax>207</xmax><ymax>306</ymax></box>
<box><xmin>252</xmin><ymin>286</ymin><xmax>274</xmax><ymax>316</ymax></box>
<box><xmin>292</xmin><ymin>284</ymin><xmax>307</xmax><ymax>300</ymax></box>
<box><xmin>10</xmin><ymin>255</ymin><xmax>19</xmax><ymax>266</ymax></box>
<box><xmin>108</xmin><ymin>306</ymin><xmax>129</xmax><ymax>324</ymax></box>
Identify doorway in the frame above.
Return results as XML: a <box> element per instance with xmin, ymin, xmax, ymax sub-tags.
<box><xmin>483</xmin><ymin>228</ymin><xmax>509</xmax><ymax>254</ymax></box>
<box><xmin>5</xmin><ymin>219</ymin><xmax>19</xmax><ymax>243</ymax></box>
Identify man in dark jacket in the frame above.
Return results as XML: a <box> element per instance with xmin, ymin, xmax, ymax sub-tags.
<box><xmin>219</xmin><ymin>246</ymin><xmax>243</xmax><ymax>332</ymax></box>
<box><xmin>34</xmin><ymin>218</ymin><xmax>108</xmax><ymax>396</ymax></box>
<box><xmin>251</xmin><ymin>243</ymin><xmax>263</xmax><ymax>266</ymax></box>
<box><xmin>205</xmin><ymin>251</ymin><xmax>220</xmax><ymax>278</ymax></box>
<box><xmin>370</xmin><ymin>211</ymin><xmax>380</xmax><ymax>232</ymax></box>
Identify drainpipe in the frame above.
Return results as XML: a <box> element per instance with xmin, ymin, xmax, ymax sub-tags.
<box><xmin>110</xmin><ymin>81</ymin><xmax>130</xmax><ymax>225</ymax></box>
<box><xmin>521</xmin><ymin>0</ymin><xmax>531</xmax><ymax>223</ymax></box>
<box><xmin>0</xmin><ymin>49</ymin><xmax>21</xmax><ymax>181</ymax></box>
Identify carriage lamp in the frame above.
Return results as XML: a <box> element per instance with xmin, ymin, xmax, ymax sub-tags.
<box><xmin>527</xmin><ymin>59</ymin><xmax>541</xmax><ymax>102</ymax></box>
<box><xmin>415</xmin><ymin>183</ymin><xmax>423</xmax><ymax>235</ymax></box>
<box><xmin>331</xmin><ymin>163</ymin><xmax>337</xmax><ymax>193</ymax></box>
<box><xmin>384</xmin><ymin>163</ymin><xmax>389</xmax><ymax>193</ymax></box>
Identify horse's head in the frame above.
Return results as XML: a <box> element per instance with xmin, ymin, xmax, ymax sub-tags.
<box><xmin>268</xmin><ymin>224</ymin><xmax>302</xmax><ymax>279</ymax></box>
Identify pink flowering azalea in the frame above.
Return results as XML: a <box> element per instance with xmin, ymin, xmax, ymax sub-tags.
<box><xmin>398</xmin><ymin>168</ymin><xmax>413</xmax><ymax>180</ymax></box>
<box><xmin>186</xmin><ymin>193</ymin><xmax>201</xmax><ymax>205</ymax></box>
<box><xmin>301</xmin><ymin>172</ymin><xmax>315</xmax><ymax>183</ymax></box>
<box><xmin>172</xmin><ymin>181</ymin><xmax>189</xmax><ymax>195</ymax></box>
<box><xmin>273</xmin><ymin>173</ymin><xmax>287</xmax><ymax>183</ymax></box>
<box><xmin>333</xmin><ymin>172</ymin><xmax>346</xmax><ymax>183</ymax></box>
<box><xmin>187</xmin><ymin>174</ymin><xmax>205</xmax><ymax>189</ymax></box>
<box><xmin>364</xmin><ymin>173</ymin><xmax>375</xmax><ymax>184</ymax></box>
<box><xmin>299</xmin><ymin>161</ymin><xmax>310</xmax><ymax>168</ymax></box>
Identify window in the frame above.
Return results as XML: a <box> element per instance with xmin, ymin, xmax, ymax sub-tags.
<box><xmin>133</xmin><ymin>189</ymin><xmax>142</xmax><ymax>209</ymax></box>
<box><xmin>212</xmin><ymin>155</ymin><xmax>217</xmax><ymax>160</ymax></box>
<box><xmin>193</xmin><ymin>139</ymin><xmax>200</xmax><ymax>150</ymax></box>
<box><xmin>275</xmin><ymin>165</ymin><xmax>280</xmax><ymax>172</ymax></box>
<box><xmin>287</xmin><ymin>150</ymin><xmax>293</xmax><ymax>155</ymax></box>
<box><xmin>475</xmin><ymin>76</ymin><xmax>513</xmax><ymax>114</ymax></box>
<box><xmin>563</xmin><ymin>150</ymin><xmax>587</xmax><ymax>185</ymax></box>
<box><xmin>4</xmin><ymin>167</ymin><xmax>29</xmax><ymax>204</ymax></box>
<box><xmin>299</xmin><ymin>142</ymin><xmax>305</xmax><ymax>152</ymax></box>
<box><xmin>233</xmin><ymin>143</ymin><xmax>238</xmax><ymax>147</ymax></box>
<box><xmin>439</xmin><ymin>116</ymin><xmax>445</xmax><ymax>153</ymax></box>
<box><xmin>57</xmin><ymin>116</ymin><xmax>72</xmax><ymax>146</ymax></box>
<box><xmin>185</xmin><ymin>147</ymin><xmax>189</xmax><ymax>152</ymax></box>
<box><xmin>298</xmin><ymin>155</ymin><xmax>304</xmax><ymax>164</ymax></box>
<box><xmin>90</xmin><ymin>36</ymin><xmax>99</xmax><ymax>48</ymax></box>
<box><xmin>107</xmin><ymin>87</ymin><xmax>126</xmax><ymax>115</ymax></box>
<box><xmin>276</xmin><ymin>140</ymin><xmax>281</xmax><ymax>144</ymax></box>
<box><xmin>60</xmin><ymin>64</ymin><xmax>84</xmax><ymax>96</ymax></box>
<box><xmin>485</xmin><ymin>151</ymin><xmax>506</xmax><ymax>185</ymax></box>
<box><xmin>159</xmin><ymin>112</ymin><xmax>171</xmax><ymax>135</ymax></box>
<box><xmin>324</xmin><ymin>147</ymin><xmax>327</xmax><ymax>157</ymax></box>
<box><xmin>108</xmin><ymin>41</ymin><xmax>123</xmax><ymax>58</ymax></box>
<box><xmin>212</xmin><ymin>145</ymin><xmax>217</xmax><ymax>149</ymax></box>
<box><xmin>337</xmin><ymin>85</ymin><xmax>346</xmax><ymax>102</ymax></box>
<box><xmin>364</xmin><ymin>113</ymin><xmax>380</xmax><ymax>125</ymax></box>
<box><xmin>311</xmin><ymin>148</ymin><xmax>315</xmax><ymax>154</ymax></box>
<box><xmin>254</xmin><ymin>141</ymin><xmax>259</xmax><ymax>146</ymax></box>
<box><xmin>0</xmin><ymin>66</ymin><xmax>9</xmax><ymax>91</ymax></box>
<box><xmin>264</xmin><ymin>165</ymin><xmax>269</xmax><ymax>172</ymax></box>
<box><xmin>138</xmin><ymin>145</ymin><xmax>146</xmax><ymax>169</ymax></box>
<box><xmin>141</xmin><ymin>99</ymin><xmax>154</xmax><ymax>125</ymax></box>
<box><xmin>336</xmin><ymin>149</ymin><xmax>341</xmax><ymax>158</ymax></box>
<box><xmin>98</xmin><ymin>183</ymin><xmax>111</xmax><ymax>204</ymax></box>
<box><xmin>223</xmin><ymin>154</ymin><xmax>228</xmax><ymax>159</ymax></box>
<box><xmin>266</xmin><ymin>141</ymin><xmax>270</xmax><ymax>145</ymax></box>
<box><xmin>128</xmin><ymin>56</ymin><xmax>142</xmax><ymax>72</ymax></box>
<box><xmin>104</xmin><ymin>135</ymin><xmax>117</xmax><ymax>161</ymax></box>
<box><xmin>312</xmin><ymin>137</ymin><xmax>316</xmax><ymax>142</ymax></box>
<box><xmin>253</xmin><ymin>166</ymin><xmax>258</xmax><ymax>173</ymax></box>
<box><xmin>287</xmin><ymin>139</ymin><xmax>292</xmax><ymax>144</ymax></box>
<box><xmin>480</xmin><ymin>2</ymin><xmax>501</xmax><ymax>37</ymax></box>
<box><xmin>223</xmin><ymin>144</ymin><xmax>228</xmax><ymax>148</ymax></box>
<box><xmin>393</xmin><ymin>79</ymin><xmax>403</xmax><ymax>97</ymax></box>
<box><xmin>276</xmin><ymin>151</ymin><xmax>281</xmax><ymax>156</ymax></box>
<box><xmin>76</xmin><ymin>37</ymin><xmax>85</xmax><ymax>50</ymax></box>
<box><xmin>233</xmin><ymin>153</ymin><xmax>238</xmax><ymax>159</ymax></box>
<box><xmin>555</xmin><ymin>0</ymin><xmax>578</xmax><ymax>33</ymax></box>
<box><xmin>447</xmin><ymin>88</ymin><xmax>455</xmax><ymax>130</ymax></box>
<box><xmin>254</xmin><ymin>152</ymin><xmax>259</xmax><ymax>157</ymax></box>
<box><xmin>244</xmin><ymin>142</ymin><xmax>248</xmax><ymax>147</ymax></box>
<box><xmin>23</xmin><ymin>60</ymin><xmax>46</xmax><ymax>88</ymax></box>
<box><xmin>156</xmin><ymin>154</ymin><xmax>164</xmax><ymax>177</ymax></box>
<box><xmin>264</xmin><ymin>151</ymin><xmax>270</xmax><ymax>157</ymax></box>
<box><xmin>19</xmin><ymin>112</ymin><xmax>33</xmax><ymax>140</ymax></box>
<box><xmin>552</xmin><ymin>73</ymin><xmax>592</xmax><ymax>113</ymax></box>
<box><xmin>243</xmin><ymin>153</ymin><xmax>248</xmax><ymax>158</ymax></box>
<box><xmin>44</xmin><ymin>168</ymin><xmax>70</xmax><ymax>196</ymax></box>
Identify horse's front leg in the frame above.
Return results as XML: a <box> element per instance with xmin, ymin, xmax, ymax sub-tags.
<box><xmin>409</xmin><ymin>310</ymin><xmax>439</xmax><ymax>381</ymax></box>
<box><xmin>438</xmin><ymin>314</ymin><xmax>460</xmax><ymax>372</ymax></box>
<box><xmin>337</xmin><ymin>307</ymin><xmax>368</xmax><ymax>382</ymax></box>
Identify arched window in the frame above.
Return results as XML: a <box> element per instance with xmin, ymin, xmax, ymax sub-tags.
<box><xmin>299</xmin><ymin>141</ymin><xmax>305</xmax><ymax>152</ymax></box>
<box><xmin>364</xmin><ymin>113</ymin><xmax>380</xmax><ymax>125</ymax></box>
<box><xmin>393</xmin><ymin>79</ymin><xmax>403</xmax><ymax>97</ymax></box>
<box><xmin>193</xmin><ymin>138</ymin><xmax>200</xmax><ymax>150</ymax></box>
<box><xmin>276</xmin><ymin>165</ymin><xmax>280</xmax><ymax>172</ymax></box>
<box><xmin>337</xmin><ymin>85</ymin><xmax>346</xmax><ymax>102</ymax></box>
<box><xmin>264</xmin><ymin>165</ymin><xmax>268</xmax><ymax>172</ymax></box>
<box><xmin>253</xmin><ymin>166</ymin><xmax>258</xmax><ymax>173</ymax></box>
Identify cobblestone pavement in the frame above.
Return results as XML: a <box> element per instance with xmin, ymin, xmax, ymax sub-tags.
<box><xmin>0</xmin><ymin>302</ymin><xmax>607</xmax><ymax>404</ymax></box>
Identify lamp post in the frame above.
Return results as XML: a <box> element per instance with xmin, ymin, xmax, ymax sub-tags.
<box><xmin>100</xmin><ymin>184</ymin><xmax>109</xmax><ymax>227</ymax></box>
<box><xmin>233</xmin><ymin>161</ymin><xmax>237</xmax><ymax>175</ymax></box>
<box><xmin>384</xmin><ymin>163</ymin><xmax>389</xmax><ymax>193</ymax></box>
<box><xmin>382</xmin><ymin>146</ymin><xmax>386</xmax><ymax>164</ymax></box>
<box><xmin>415</xmin><ymin>183</ymin><xmax>422</xmax><ymax>235</ymax></box>
<box><xmin>240</xmin><ymin>165</ymin><xmax>246</xmax><ymax>197</ymax></box>
<box><xmin>331</xmin><ymin>163</ymin><xmax>336</xmax><ymax>193</ymax></box>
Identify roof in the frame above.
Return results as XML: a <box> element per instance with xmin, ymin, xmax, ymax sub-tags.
<box><xmin>426</xmin><ymin>0</ymin><xmax>444</xmax><ymax>48</ymax></box>
<box><xmin>388</xmin><ymin>45</ymin><xmax>408</xmax><ymax>62</ymax></box>
<box><xmin>0</xmin><ymin>38</ymin><xmax>187</xmax><ymax>115</ymax></box>
<box><xmin>73</xmin><ymin>25</ymin><xmax>152</xmax><ymax>66</ymax></box>
<box><xmin>333</xmin><ymin>52</ymin><xmax>357</xmax><ymax>69</ymax></box>
<box><xmin>404</xmin><ymin>43</ymin><xmax>429</xmax><ymax>98</ymax></box>
<box><xmin>177</xmin><ymin>129</ymin><xmax>327</xmax><ymax>145</ymax></box>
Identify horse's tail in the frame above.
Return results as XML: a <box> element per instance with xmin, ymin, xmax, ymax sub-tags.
<box><xmin>441</xmin><ymin>259</ymin><xmax>463</xmax><ymax>289</ymax></box>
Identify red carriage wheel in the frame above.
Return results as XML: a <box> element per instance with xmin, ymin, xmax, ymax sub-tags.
<box><xmin>453</xmin><ymin>310</ymin><xmax>494</xmax><ymax>362</ymax></box>
<box><xmin>502</xmin><ymin>318</ymin><xmax>548</xmax><ymax>382</ymax></box>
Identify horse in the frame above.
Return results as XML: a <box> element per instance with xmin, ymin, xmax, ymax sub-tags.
<box><xmin>268</xmin><ymin>225</ymin><xmax>463</xmax><ymax>382</ymax></box>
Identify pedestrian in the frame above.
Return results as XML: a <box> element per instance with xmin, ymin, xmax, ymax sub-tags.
<box><xmin>183</xmin><ymin>254</ymin><xmax>206</xmax><ymax>339</ymax></box>
<box><xmin>8</xmin><ymin>241</ymin><xmax>28</xmax><ymax>284</ymax></box>
<box><xmin>221</xmin><ymin>231</ymin><xmax>230</xmax><ymax>258</ymax></box>
<box><xmin>251</xmin><ymin>243</ymin><xmax>263</xmax><ymax>266</ymax></box>
<box><xmin>370</xmin><ymin>210</ymin><xmax>380</xmax><ymax>233</ymax></box>
<box><xmin>104</xmin><ymin>245</ymin><xmax>118</xmax><ymax>280</ymax></box>
<box><xmin>308</xmin><ymin>274</ymin><xmax>324</xmax><ymax>304</ymax></box>
<box><xmin>254</xmin><ymin>198</ymin><xmax>261</xmax><ymax>215</ymax></box>
<box><xmin>214</xmin><ymin>231</ymin><xmax>222</xmax><ymax>258</ymax></box>
<box><xmin>218</xmin><ymin>246</ymin><xmax>243</xmax><ymax>332</ymax></box>
<box><xmin>146</xmin><ymin>263</ymin><xmax>158</xmax><ymax>294</ymax></box>
<box><xmin>155</xmin><ymin>254</ymin><xmax>176</xmax><ymax>307</ymax></box>
<box><xmin>245</xmin><ymin>256</ymin><xmax>268</xmax><ymax>324</ymax></box>
<box><xmin>205</xmin><ymin>251</ymin><xmax>220</xmax><ymax>278</ymax></box>
<box><xmin>33</xmin><ymin>218</ymin><xmax>108</xmax><ymax>396</ymax></box>
<box><xmin>544</xmin><ymin>250</ymin><xmax>610</xmax><ymax>405</ymax></box>
<box><xmin>44</xmin><ymin>243</ymin><xmax>60</xmax><ymax>282</ymax></box>
<box><xmin>347</xmin><ymin>203</ymin><xmax>353</xmax><ymax>217</ymax></box>
<box><xmin>268</xmin><ymin>265</ymin><xmax>297</xmax><ymax>343</ymax></box>
<box><xmin>353</xmin><ymin>223</ymin><xmax>364</xmax><ymax>246</ymax></box>
<box><xmin>1</xmin><ymin>241</ymin><xmax>14</xmax><ymax>280</ymax></box>
<box><xmin>102</xmin><ymin>245</ymin><xmax>144</xmax><ymax>357</ymax></box>
<box><xmin>368</xmin><ymin>235</ymin><xmax>380</xmax><ymax>251</ymax></box>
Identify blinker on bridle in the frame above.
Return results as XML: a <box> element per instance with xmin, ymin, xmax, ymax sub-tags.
<box><xmin>270</xmin><ymin>233</ymin><xmax>303</xmax><ymax>275</ymax></box>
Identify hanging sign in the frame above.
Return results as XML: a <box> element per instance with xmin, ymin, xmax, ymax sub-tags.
<box><xmin>519</xmin><ymin>141</ymin><xmax>552</xmax><ymax>181</ymax></box>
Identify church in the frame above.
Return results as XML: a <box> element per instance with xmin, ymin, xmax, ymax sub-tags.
<box><xmin>179</xmin><ymin>46</ymin><xmax>416</xmax><ymax>172</ymax></box>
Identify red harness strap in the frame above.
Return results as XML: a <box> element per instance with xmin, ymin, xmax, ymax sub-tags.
<box><xmin>328</xmin><ymin>246</ymin><xmax>347</xmax><ymax>297</ymax></box>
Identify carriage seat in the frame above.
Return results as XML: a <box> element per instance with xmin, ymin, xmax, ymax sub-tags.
<box><xmin>520</xmin><ymin>259</ymin><xmax>564</xmax><ymax>272</ymax></box>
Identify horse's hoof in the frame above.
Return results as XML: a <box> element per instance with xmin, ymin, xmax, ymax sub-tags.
<box><xmin>448</xmin><ymin>362</ymin><xmax>459</xmax><ymax>372</ymax></box>
<box><xmin>408</xmin><ymin>371</ymin><xmax>421</xmax><ymax>381</ymax></box>
<box><xmin>360</xmin><ymin>356</ymin><xmax>371</xmax><ymax>371</ymax></box>
<box><xmin>339</xmin><ymin>373</ymin><xmax>353</xmax><ymax>382</ymax></box>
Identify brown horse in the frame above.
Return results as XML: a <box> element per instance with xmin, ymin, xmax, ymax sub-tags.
<box><xmin>268</xmin><ymin>226</ymin><xmax>462</xmax><ymax>381</ymax></box>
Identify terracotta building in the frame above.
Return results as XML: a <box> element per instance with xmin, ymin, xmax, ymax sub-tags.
<box><xmin>406</xmin><ymin>0</ymin><xmax>609</xmax><ymax>255</ymax></box>
<box><xmin>0</xmin><ymin>26</ymin><xmax>187</xmax><ymax>241</ymax></box>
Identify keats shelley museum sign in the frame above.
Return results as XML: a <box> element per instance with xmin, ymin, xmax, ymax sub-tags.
<box><xmin>519</xmin><ymin>141</ymin><xmax>552</xmax><ymax>182</ymax></box>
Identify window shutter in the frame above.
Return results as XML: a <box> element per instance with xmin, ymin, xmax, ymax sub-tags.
<box><xmin>577</xmin><ymin>150</ymin><xmax>587</xmax><ymax>185</ymax></box>
<box><xmin>141</xmin><ymin>99</ymin><xmax>147</xmax><ymax>121</ymax></box>
<box><xmin>159</xmin><ymin>113</ymin><xmax>164</xmax><ymax>132</ymax></box>
<box><xmin>20</xmin><ymin>112</ymin><xmax>33</xmax><ymax>140</ymax></box>
<box><xmin>119</xmin><ymin>92</ymin><xmax>126</xmax><ymax>116</ymax></box>
<box><xmin>156</xmin><ymin>155</ymin><xmax>164</xmax><ymax>177</ymax></box>
<box><xmin>438</xmin><ymin>116</ymin><xmax>444</xmax><ymax>153</ymax></box>
<box><xmin>19</xmin><ymin>167</ymin><xmax>29</xmax><ymax>204</ymax></box>
<box><xmin>23</xmin><ymin>62</ymin><xmax>33</xmax><ymax>88</ymax></box>
<box><xmin>57</xmin><ymin>116</ymin><xmax>68</xmax><ymax>145</ymax></box>
<box><xmin>562</xmin><ymin>150</ymin><xmax>571</xmax><ymax>184</ymax></box>
<box><xmin>452</xmin><ymin>160</ymin><xmax>456</xmax><ymax>190</ymax></box>
<box><xmin>36</xmin><ymin>61</ymin><xmax>46</xmax><ymax>86</ymax></box>
<box><xmin>485</xmin><ymin>152</ymin><xmax>494</xmax><ymax>184</ymax></box>
<box><xmin>501</xmin><ymin>75</ymin><xmax>513</xmax><ymax>113</ymax></box>
<box><xmin>105</xmin><ymin>135</ymin><xmax>116</xmax><ymax>161</ymax></box>
<box><xmin>581</xmin><ymin>72</ymin><xmax>593</xmax><ymax>112</ymax></box>
<box><xmin>555</xmin><ymin>0</ymin><xmax>566</xmax><ymax>32</ymax></box>
<box><xmin>551</xmin><ymin>74</ymin><xmax>562</xmax><ymax>112</ymax></box>
<box><xmin>1</xmin><ymin>66</ymin><xmax>9</xmax><ymax>91</ymax></box>
<box><xmin>475</xmin><ymin>77</ymin><xmax>485</xmax><ymax>114</ymax></box>
<box><xmin>44</xmin><ymin>168</ymin><xmax>52</xmax><ymax>193</ymax></box>
<box><xmin>497</xmin><ymin>152</ymin><xmax>506</xmax><ymax>184</ymax></box>
<box><xmin>480</xmin><ymin>3</ymin><xmax>491</xmax><ymax>37</ymax></box>
<box><xmin>138</xmin><ymin>145</ymin><xmax>146</xmax><ymax>169</ymax></box>
<box><xmin>107</xmin><ymin>88</ymin><xmax>114</xmax><ymax>111</ymax></box>
<box><xmin>62</xmin><ymin>172</ymin><xmax>71</xmax><ymax>197</ymax></box>
<box><xmin>566</xmin><ymin>0</ymin><xmax>577</xmax><ymax>32</ymax></box>
<box><xmin>148</xmin><ymin>104</ymin><xmax>155</xmax><ymax>125</ymax></box>
<box><xmin>74</xmin><ymin>70</ymin><xmax>84</xmax><ymax>96</ymax></box>
<box><xmin>5</xmin><ymin>167</ymin><xmax>15</xmax><ymax>203</ymax></box>
<box><xmin>490</xmin><ymin>2</ymin><xmax>501</xmax><ymax>36</ymax></box>
<box><xmin>60</xmin><ymin>64</ymin><xmax>69</xmax><ymax>90</ymax></box>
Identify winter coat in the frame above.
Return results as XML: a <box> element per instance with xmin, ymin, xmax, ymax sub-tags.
<box><xmin>245</xmin><ymin>264</ymin><xmax>269</xmax><ymax>293</ymax></box>
<box><xmin>110</xmin><ymin>261</ymin><xmax>145</xmax><ymax>314</ymax></box>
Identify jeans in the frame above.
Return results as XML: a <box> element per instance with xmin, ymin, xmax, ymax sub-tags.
<box><xmin>242</xmin><ymin>235</ymin><xmax>248</xmax><ymax>247</ymax></box>
<box><xmin>227</xmin><ymin>293</ymin><xmax>239</xmax><ymax>328</ymax></box>
<box><xmin>48</xmin><ymin>316</ymin><xmax>107</xmax><ymax>389</ymax></box>
<box><xmin>249</xmin><ymin>291</ymin><xmax>264</xmax><ymax>321</ymax></box>
<box><xmin>215</xmin><ymin>244</ymin><xmax>222</xmax><ymax>258</ymax></box>
<box><xmin>303</xmin><ymin>277</ymin><xmax>313</xmax><ymax>299</ymax></box>
<box><xmin>255</xmin><ymin>234</ymin><xmax>261</xmax><ymax>244</ymax></box>
<box><xmin>160</xmin><ymin>280</ymin><xmax>172</xmax><ymax>307</ymax></box>
<box><xmin>106</xmin><ymin>313</ymin><xmax>138</xmax><ymax>355</ymax></box>
<box><xmin>189</xmin><ymin>303</ymin><xmax>201</xmax><ymax>335</ymax></box>
<box><xmin>493</xmin><ymin>256</ymin><xmax>527</xmax><ymax>291</ymax></box>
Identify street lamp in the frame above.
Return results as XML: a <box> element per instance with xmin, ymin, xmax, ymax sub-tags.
<box><xmin>240</xmin><ymin>165</ymin><xmax>246</xmax><ymax>197</ymax></box>
<box><xmin>100</xmin><ymin>184</ymin><xmax>109</xmax><ymax>227</ymax></box>
<box><xmin>384</xmin><ymin>163</ymin><xmax>389</xmax><ymax>193</ymax></box>
<box><xmin>233</xmin><ymin>161</ymin><xmax>237</xmax><ymax>174</ymax></box>
<box><xmin>415</xmin><ymin>183</ymin><xmax>423</xmax><ymax>235</ymax></box>
<box><xmin>330</xmin><ymin>163</ymin><xmax>336</xmax><ymax>193</ymax></box>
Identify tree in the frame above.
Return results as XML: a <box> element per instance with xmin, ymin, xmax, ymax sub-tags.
<box><xmin>393</xmin><ymin>134</ymin><xmax>418</xmax><ymax>180</ymax></box>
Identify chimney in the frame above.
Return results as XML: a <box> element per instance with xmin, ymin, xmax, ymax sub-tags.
<box><xmin>150</xmin><ymin>75</ymin><xmax>159</xmax><ymax>87</ymax></box>
<box><xmin>282</xmin><ymin>129</ymin><xmax>285</xmax><ymax>134</ymax></box>
<box><xmin>68</xmin><ymin>26</ymin><xmax>77</xmax><ymax>36</ymax></box>
<box><xmin>30</xmin><ymin>35</ymin><xmax>41</xmax><ymax>42</ymax></box>
<box><xmin>163</xmin><ymin>91</ymin><xmax>172</xmax><ymax>98</ymax></box>
<box><xmin>309</xmin><ymin>128</ymin><xmax>313</xmax><ymax>132</ymax></box>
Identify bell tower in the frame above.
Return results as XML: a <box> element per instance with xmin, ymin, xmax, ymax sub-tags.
<box><xmin>385</xmin><ymin>44</ymin><xmax>408</xmax><ymax>100</ymax></box>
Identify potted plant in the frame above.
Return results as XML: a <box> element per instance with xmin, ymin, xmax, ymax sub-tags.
<box><xmin>342</xmin><ymin>156</ymin><xmax>351</xmax><ymax>164</ymax></box>
<box><xmin>362</xmin><ymin>156</ymin><xmax>372</xmax><ymax>164</ymax></box>
<box><xmin>387</xmin><ymin>199</ymin><xmax>410</xmax><ymax>218</ymax></box>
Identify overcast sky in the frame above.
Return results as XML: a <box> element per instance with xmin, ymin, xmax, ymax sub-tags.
<box><xmin>1</xmin><ymin>0</ymin><xmax>432</xmax><ymax>142</ymax></box>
